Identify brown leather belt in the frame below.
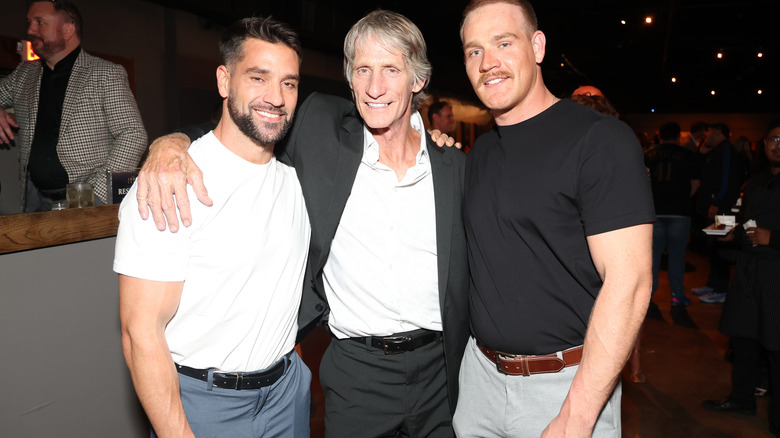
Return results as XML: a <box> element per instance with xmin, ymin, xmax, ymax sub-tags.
<box><xmin>477</xmin><ymin>341</ymin><xmax>583</xmax><ymax>376</ymax></box>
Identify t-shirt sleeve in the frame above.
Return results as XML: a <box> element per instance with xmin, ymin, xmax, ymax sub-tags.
<box><xmin>113</xmin><ymin>182</ymin><xmax>192</xmax><ymax>281</ymax></box>
<box><xmin>578</xmin><ymin>118</ymin><xmax>656</xmax><ymax>236</ymax></box>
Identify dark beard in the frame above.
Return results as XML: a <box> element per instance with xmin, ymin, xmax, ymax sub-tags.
<box><xmin>227</xmin><ymin>97</ymin><xmax>292</xmax><ymax>147</ymax></box>
<box><xmin>28</xmin><ymin>35</ymin><xmax>65</xmax><ymax>60</ymax></box>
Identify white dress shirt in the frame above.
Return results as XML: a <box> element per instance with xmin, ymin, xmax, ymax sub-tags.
<box><xmin>324</xmin><ymin>112</ymin><xmax>441</xmax><ymax>338</ymax></box>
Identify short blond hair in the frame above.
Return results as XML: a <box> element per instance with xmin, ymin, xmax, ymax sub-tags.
<box><xmin>460</xmin><ymin>0</ymin><xmax>538</xmax><ymax>42</ymax></box>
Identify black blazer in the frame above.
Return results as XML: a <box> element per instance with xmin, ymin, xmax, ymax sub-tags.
<box><xmin>278</xmin><ymin>92</ymin><xmax>470</xmax><ymax>413</ymax></box>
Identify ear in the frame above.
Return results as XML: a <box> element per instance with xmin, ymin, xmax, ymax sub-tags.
<box><xmin>532</xmin><ymin>30</ymin><xmax>546</xmax><ymax>64</ymax></box>
<box><xmin>216</xmin><ymin>65</ymin><xmax>229</xmax><ymax>99</ymax></box>
<box><xmin>62</xmin><ymin>22</ymin><xmax>76</xmax><ymax>40</ymax></box>
<box><xmin>412</xmin><ymin>78</ymin><xmax>426</xmax><ymax>94</ymax></box>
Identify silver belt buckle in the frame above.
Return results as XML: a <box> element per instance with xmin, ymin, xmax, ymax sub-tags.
<box><xmin>382</xmin><ymin>335</ymin><xmax>409</xmax><ymax>354</ymax></box>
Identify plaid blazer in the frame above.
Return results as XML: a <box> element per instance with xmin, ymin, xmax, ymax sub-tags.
<box><xmin>0</xmin><ymin>49</ymin><xmax>147</xmax><ymax>209</ymax></box>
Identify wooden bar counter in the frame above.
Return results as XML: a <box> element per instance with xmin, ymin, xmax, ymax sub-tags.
<box><xmin>0</xmin><ymin>204</ymin><xmax>119</xmax><ymax>255</ymax></box>
<box><xmin>0</xmin><ymin>205</ymin><xmax>147</xmax><ymax>437</ymax></box>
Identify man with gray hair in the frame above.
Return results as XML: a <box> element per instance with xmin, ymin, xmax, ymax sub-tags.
<box><xmin>133</xmin><ymin>9</ymin><xmax>468</xmax><ymax>437</ymax></box>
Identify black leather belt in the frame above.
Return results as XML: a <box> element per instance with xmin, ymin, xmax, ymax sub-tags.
<box><xmin>349</xmin><ymin>330</ymin><xmax>442</xmax><ymax>355</ymax></box>
<box><xmin>176</xmin><ymin>359</ymin><xmax>285</xmax><ymax>390</ymax></box>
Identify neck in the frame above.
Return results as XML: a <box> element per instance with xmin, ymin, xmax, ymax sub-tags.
<box><xmin>369</xmin><ymin>113</ymin><xmax>421</xmax><ymax>181</ymax></box>
<box><xmin>493</xmin><ymin>83</ymin><xmax>557</xmax><ymax>126</ymax></box>
<box><xmin>44</xmin><ymin>42</ymin><xmax>79</xmax><ymax>69</ymax></box>
<box><xmin>213</xmin><ymin>119</ymin><xmax>275</xmax><ymax>165</ymax></box>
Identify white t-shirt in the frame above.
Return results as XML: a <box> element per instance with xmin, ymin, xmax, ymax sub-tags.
<box><xmin>114</xmin><ymin>132</ymin><xmax>310</xmax><ymax>372</ymax></box>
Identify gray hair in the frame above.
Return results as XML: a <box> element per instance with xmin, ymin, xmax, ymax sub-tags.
<box><xmin>343</xmin><ymin>10</ymin><xmax>431</xmax><ymax>111</ymax></box>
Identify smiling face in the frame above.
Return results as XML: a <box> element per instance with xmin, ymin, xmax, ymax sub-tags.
<box><xmin>218</xmin><ymin>38</ymin><xmax>299</xmax><ymax>148</ymax></box>
<box><xmin>349</xmin><ymin>35</ymin><xmax>424</xmax><ymax>135</ymax></box>
<box><xmin>462</xmin><ymin>2</ymin><xmax>547</xmax><ymax>125</ymax></box>
<box><xmin>26</xmin><ymin>2</ymin><xmax>71</xmax><ymax>61</ymax></box>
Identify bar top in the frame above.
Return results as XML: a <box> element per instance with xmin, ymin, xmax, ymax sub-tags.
<box><xmin>0</xmin><ymin>204</ymin><xmax>119</xmax><ymax>255</ymax></box>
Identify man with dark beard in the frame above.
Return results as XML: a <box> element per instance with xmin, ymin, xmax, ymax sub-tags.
<box><xmin>0</xmin><ymin>0</ymin><xmax>146</xmax><ymax>211</ymax></box>
<box><xmin>113</xmin><ymin>17</ymin><xmax>312</xmax><ymax>437</ymax></box>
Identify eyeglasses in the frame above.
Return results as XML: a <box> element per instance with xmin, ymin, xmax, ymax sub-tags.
<box><xmin>766</xmin><ymin>136</ymin><xmax>780</xmax><ymax>145</ymax></box>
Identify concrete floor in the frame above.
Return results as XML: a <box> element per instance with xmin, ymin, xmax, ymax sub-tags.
<box><xmin>301</xmin><ymin>248</ymin><xmax>776</xmax><ymax>437</ymax></box>
<box><xmin>622</xmin><ymin>249</ymin><xmax>774</xmax><ymax>438</ymax></box>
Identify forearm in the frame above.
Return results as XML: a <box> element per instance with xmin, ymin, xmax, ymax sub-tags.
<box><xmin>122</xmin><ymin>330</ymin><xmax>193</xmax><ymax>438</ymax></box>
<box><xmin>559</xmin><ymin>275</ymin><xmax>651</xmax><ymax>431</ymax></box>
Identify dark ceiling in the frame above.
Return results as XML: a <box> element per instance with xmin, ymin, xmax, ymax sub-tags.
<box><xmin>150</xmin><ymin>0</ymin><xmax>778</xmax><ymax>114</ymax></box>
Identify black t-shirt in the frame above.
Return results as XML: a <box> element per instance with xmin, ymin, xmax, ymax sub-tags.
<box><xmin>644</xmin><ymin>143</ymin><xmax>700</xmax><ymax>216</ymax></box>
<box><xmin>464</xmin><ymin>100</ymin><xmax>655</xmax><ymax>354</ymax></box>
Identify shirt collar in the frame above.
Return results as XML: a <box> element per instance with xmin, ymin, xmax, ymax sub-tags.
<box><xmin>42</xmin><ymin>46</ymin><xmax>81</xmax><ymax>74</ymax></box>
<box><xmin>362</xmin><ymin>111</ymin><xmax>429</xmax><ymax>165</ymax></box>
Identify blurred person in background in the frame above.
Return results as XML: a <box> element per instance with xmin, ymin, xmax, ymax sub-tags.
<box><xmin>0</xmin><ymin>0</ymin><xmax>147</xmax><ymax>212</ymax></box>
<box><xmin>683</xmin><ymin>121</ymin><xmax>709</xmax><ymax>152</ymax></box>
<box><xmin>703</xmin><ymin>120</ymin><xmax>780</xmax><ymax>437</ymax></box>
<box><xmin>428</xmin><ymin>100</ymin><xmax>455</xmax><ymax>135</ymax></box>
<box><xmin>645</xmin><ymin>121</ymin><xmax>701</xmax><ymax>308</ymax></box>
<box><xmin>693</xmin><ymin>123</ymin><xmax>746</xmax><ymax>303</ymax></box>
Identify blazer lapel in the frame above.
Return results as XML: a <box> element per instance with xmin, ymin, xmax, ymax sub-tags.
<box><xmin>60</xmin><ymin>51</ymin><xmax>88</xmax><ymax>135</ymax></box>
<box><xmin>315</xmin><ymin>110</ymin><xmax>363</xmax><ymax>271</ymax></box>
<box><xmin>428</xmin><ymin>139</ymin><xmax>455</xmax><ymax>310</ymax></box>
<box><xmin>24</xmin><ymin>63</ymin><xmax>43</xmax><ymax>131</ymax></box>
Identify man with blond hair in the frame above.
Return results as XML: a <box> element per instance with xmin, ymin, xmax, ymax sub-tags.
<box><xmin>454</xmin><ymin>1</ymin><xmax>655</xmax><ymax>436</ymax></box>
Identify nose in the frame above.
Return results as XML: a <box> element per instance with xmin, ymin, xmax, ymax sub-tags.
<box><xmin>366</xmin><ymin>71</ymin><xmax>385</xmax><ymax>99</ymax></box>
<box><xmin>263</xmin><ymin>83</ymin><xmax>285</xmax><ymax>108</ymax></box>
<box><xmin>479</xmin><ymin>47</ymin><xmax>499</xmax><ymax>72</ymax></box>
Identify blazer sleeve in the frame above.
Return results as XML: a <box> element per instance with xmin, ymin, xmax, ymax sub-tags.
<box><xmin>87</xmin><ymin>63</ymin><xmax>147</xmax><ymax>200</ymax></box>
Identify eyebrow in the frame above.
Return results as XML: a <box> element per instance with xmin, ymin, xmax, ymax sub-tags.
<box><xmin>463</xmin><ymin>32</ymin><xmax>520</xmax><ymax>51</ymax></box>
<box><xmin>244</xmin><ymin>67</ymin><xmax>299</xmax><ymax>82</ymax></box>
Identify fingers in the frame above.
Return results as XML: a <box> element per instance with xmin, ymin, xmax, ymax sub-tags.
<box><xmin>454</xmin><ymin>142</ymin><xmax>463</xmax><ymax>150</ymax></box>
<box><xmin>136</xmin><ymin>168</ymin><xmax>152</xmax><ymax>220</ymax></box>
<box><xmin>0</xmin><ymin>109</ymin><xmax>18</xmax><ymax>144</ymax></box>
<box><xmin>188</xmin><ymin>165</ymin><xmax>212</xmax><ymax>206</ymax></box>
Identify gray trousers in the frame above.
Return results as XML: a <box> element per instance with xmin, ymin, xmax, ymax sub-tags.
<box><xmin>156</xmin><ymin>351</ymin><xmax>311</xmax><ymax>438</ymax></box>
<box><xmin>453</xmin><ymin>337</ymin><xmax>621</xmax><ymax>437</ymax></box>
<box><xmin>321</xmin><ymin>332</ymin><xmax>453</xmax><ymax>437</ymax></box>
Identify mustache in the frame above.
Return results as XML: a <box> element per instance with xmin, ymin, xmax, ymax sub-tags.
<box><xmin>478</xmin><ymin>71</ymin><xmax>514</xmax><ymax>84</ymax></box>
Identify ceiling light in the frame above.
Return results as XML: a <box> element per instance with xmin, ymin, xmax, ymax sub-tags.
<box><xmin>645</xmin><ymin>17</ymin><xmax>652</xmax><ymax>24</ymax></box>
<box><xmin>757</xmin><ymin>90</ymin><xmax>763</xmax><ymax>95</ymax></box>
<box><xmin>671</xmin><ymin>77</ymin><xmax>677</xmax><ymax>83</ymax></box>
<box><xmin>620</xmin><ymin>20</ymin><xmax>626</xmax><ymax>25</ymax></box>
<box><xmin>757</xmin><ymin>52</ymin><xmax>763</xmax><ymax>58</ymax></box>
<box><xmin>716</xmin><ymin>52</ymin><xmax>723</xmax><ymax>59</ymax></box>
<box><xmin>710</xmin><ymin>90</ymin><xmax>716</xmax><ymax>96</ymax></box>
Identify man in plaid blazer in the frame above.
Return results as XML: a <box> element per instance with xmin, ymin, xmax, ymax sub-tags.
<box><xmin>0</xmin><ymin>0</ymin><xmax>147</xmax><ymax>212</ymax></box>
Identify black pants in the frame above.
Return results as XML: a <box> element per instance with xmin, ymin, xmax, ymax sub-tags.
<box><xmin>320</xmin><ymin>332</ymin><xmax>452</xmax><ymax>438</ymax></box>
<box><xmin>730</xmin><ymin>337</ymin><xmax>780</xmax><ymax>426</ymax></box>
